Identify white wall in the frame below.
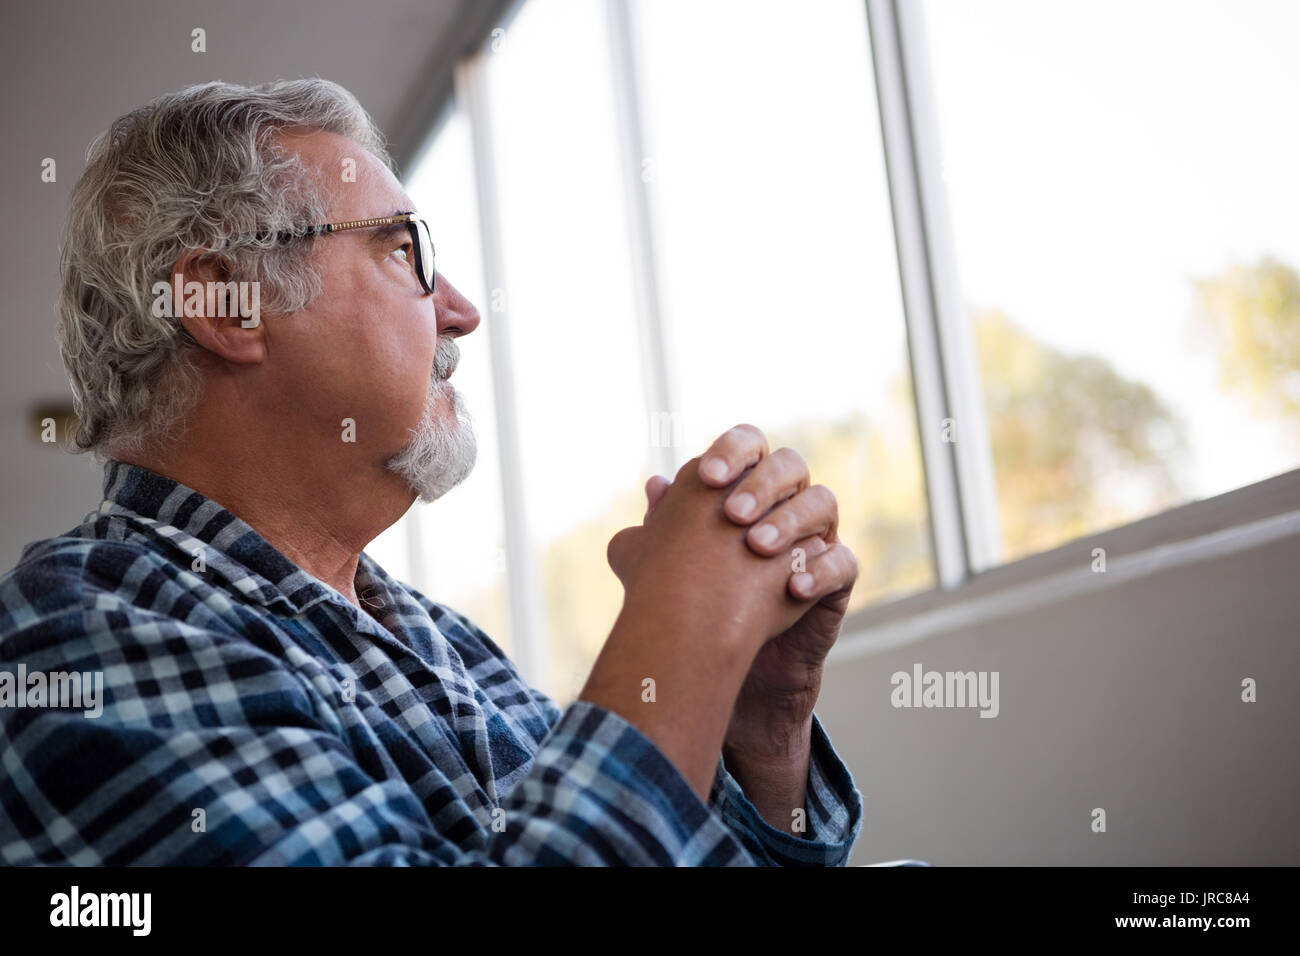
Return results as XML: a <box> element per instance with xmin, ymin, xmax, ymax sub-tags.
<box><xmin>825</xmin><ymin>475</ymin><xmax>1300</xmax><ymax>865</ymax></box>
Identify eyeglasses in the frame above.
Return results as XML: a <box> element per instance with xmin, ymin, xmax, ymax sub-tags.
<box><xmin>260</xmin><ymin>211</ymin><xmax>436</xmax><ymax>294</ymax></box>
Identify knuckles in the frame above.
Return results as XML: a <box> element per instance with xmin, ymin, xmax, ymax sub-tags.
<box><xmin>674</xmin><ymin>455</ymin><xmax>703</xmax><ymax>484</ymax></box>
<box><xmin>809</xmin><ymin>483</ymin><xmax>838</xmax><ymax>522</ymax></box>
<box><xmin>769</xmin><ymin>446</ymin><xmax>805</xmax><ymax>469</ymax></box>
<box><xmin>716</xmin><ymin>423</ymin><xmax>770</xmax><ymax>461</ymax></box>
<box><xmin>728</xmin><ymin>423</ymin><xmax>765</xmax><ymax>445</ymax></box>
<box><xmin>606</xmin><ymin>526</ymin><xmax>640</xmax><ymax>577</ymax></box>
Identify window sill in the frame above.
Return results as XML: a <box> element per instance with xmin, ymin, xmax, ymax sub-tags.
<box><xmin>832</xmin><ymin>466</ymin><xmax>1300</xmax><ymax>659</ymax></box>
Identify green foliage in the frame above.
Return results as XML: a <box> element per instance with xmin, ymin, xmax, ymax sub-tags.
<box><xmin>1195</xmin><ymin>256</ymin><xmax>1300</xmax><ymax>426</ymax></box>
<box><xmin>973</xmin><ymin>310</ymin><xmax>1186</xmax><ymax>558</ymax></box>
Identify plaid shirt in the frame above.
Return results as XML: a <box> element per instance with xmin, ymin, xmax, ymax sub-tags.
<box><xmin>0</xmin><ymin>461</ymin><xmax>862</xmax><ymax>866</ymax></box>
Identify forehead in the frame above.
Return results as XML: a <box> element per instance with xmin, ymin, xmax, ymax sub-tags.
<box><xmin>274</xmin><ymin>127</ymin><xmax>412</xmax><ymax>220</ymax></box>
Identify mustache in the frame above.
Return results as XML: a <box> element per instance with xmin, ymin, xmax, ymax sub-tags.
<box><xmin>432</xmin><ymin>339</ymin><xmax>460</xmax><ymax>380</ymax></box>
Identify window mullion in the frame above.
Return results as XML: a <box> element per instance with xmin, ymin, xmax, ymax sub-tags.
<box><xmin>891</xmin><ymin>0</ymin><xmax>1003</xmax><ymax>574</ymax></box>
<box><xmin>604</xmin><ymin>0</ymin><xmax>678</xmax><ymax>478</ymax></box>
<box><xmin>866</xmin><ymin>0</ymin><xmax>968</xmax><ymax>587</ymax></box>
<box><xmin>866</xmin><ymin>0</ymin><xmax>1002</xmax><ymax>584</ymax></box>
<box><xmin>455</xmin><ymin>54</ymin><xmax>551</xmax><ymax>687</ymax></box>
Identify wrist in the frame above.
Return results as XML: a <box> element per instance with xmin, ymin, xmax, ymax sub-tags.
<box><xmin>724</xmin><ymin>708</ymin><xmax>813</xmax><ymax>764</ymax></box>
<box><xmin>582</xmin><ymin>599</ymin><xmax>756</xmax><ymax>802</ymax></box>
<box><xmin>722</xmin><ymin>730</ymin><xmax>814</xmax><ymax>838</ymax></box>
<box><xmin>618</xmin><ymin>587</ymin><xmax>761</xmax><ymax>657</ymax></box>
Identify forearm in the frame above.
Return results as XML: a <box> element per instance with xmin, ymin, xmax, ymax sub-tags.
<box><xmin>723</xmin><ymin>713</ymin><xmax>813</xmax><ymax>836</ymax></box>
<box><xmin>578</xmin><ymin>597</ymin><xmax>757</xmax><ymax>802</ymax></box>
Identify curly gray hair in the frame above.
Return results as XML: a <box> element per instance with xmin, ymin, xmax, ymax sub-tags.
<box><xmin>56</xmin><ymin>78</ymin><xmax>392</xmax><ymax>459</ymax></box>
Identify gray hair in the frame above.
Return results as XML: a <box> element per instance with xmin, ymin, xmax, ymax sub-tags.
<box><xmin>56</xmin><ymin>78</ymin><xmax>392</xmax><ymax>459</ymax></box>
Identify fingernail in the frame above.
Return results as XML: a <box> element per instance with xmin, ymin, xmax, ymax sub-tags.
<box><xmin>792</xmin><ymin>572</ymin><xmax>815</xmax><ymax>596</ymax></box>
<box><xmin>700</xmin><ymin>457</ymin><xmax>729</xmax><ymax>482</ymax></box>
<box><xmin>750</xmin><ymin>523</ymin><xmax>778</xmax><ymax>547</ymax></box>
<box><xmin>729</xmin><ymin>492</ymin><xmax>756</xmax><ymax>519</ymax></box>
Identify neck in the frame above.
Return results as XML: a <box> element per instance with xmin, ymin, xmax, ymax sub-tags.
<box><xmin>122</xmin><ymin>429</ymin><xmax>415</xmax><ymax>610</ymax></box>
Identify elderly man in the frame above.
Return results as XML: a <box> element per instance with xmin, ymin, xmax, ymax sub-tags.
<box><xmin>0</xmin><ymin>79</ymin><xmax>863</xmax><ymax>865</ymax></box>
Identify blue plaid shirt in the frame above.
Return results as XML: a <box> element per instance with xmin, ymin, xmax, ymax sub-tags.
<box><xmin>0</xmin><ymin>461</ymin><xmax>862</xmax><ymax>865</ymax></box>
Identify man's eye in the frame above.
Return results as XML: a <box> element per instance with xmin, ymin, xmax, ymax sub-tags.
<box><xmin>392</xmin><ymin>243</ymin><xmax>411</xmax><ymax>263</ymax></box>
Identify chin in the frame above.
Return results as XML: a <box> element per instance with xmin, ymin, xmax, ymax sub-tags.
<box><xmin>385</xmin><ymin>379</ymin><xmax>478</xmax><ymax>503</ymax></box>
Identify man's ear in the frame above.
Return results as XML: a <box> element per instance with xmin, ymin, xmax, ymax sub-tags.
<box><xmin>169</xmin><ymin>248</ymin><xmax>267</xmax><ymax>365</ymax></box>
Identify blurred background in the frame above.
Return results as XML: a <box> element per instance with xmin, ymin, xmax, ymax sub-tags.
<box><xmin>2</xmin><ymin>0</ymin><xmax>1297</xmax><ymax>864</ymax></box>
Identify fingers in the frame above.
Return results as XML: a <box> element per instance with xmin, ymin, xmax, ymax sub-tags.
<box><xmin>787</xmin><ymin>539</ymin><xmax>859</xmax><ymax>603</ymax></box>
<box><xmin>723</xmin><ymin>446</ymin><xmax>811</xmax><ymax>524</ymax></box>
<box><xmin>742</xmin><ymin>483</ymin><xmax>838</xmax><ymax>554</ymax></box>
<box><xmin>697</xmin><ymin>424</ymin><xmax>769</xmax><ymax>486</ymax></box>
<box><xmin>790</xmin><ymin>533</ymin><xmax>832</xmax><ymax>563</ymax></box>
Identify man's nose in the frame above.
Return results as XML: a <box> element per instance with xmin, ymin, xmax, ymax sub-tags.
<box><xmin>432</xmin><ymin>270</ymin><xmax>481</xmax><ymax>338</ymax></box>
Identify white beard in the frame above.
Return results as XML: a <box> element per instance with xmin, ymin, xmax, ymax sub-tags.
<box><xmin>386</xmin><ymin>374</ymin><xmax>478</xmax><ymax>504</ymax></box>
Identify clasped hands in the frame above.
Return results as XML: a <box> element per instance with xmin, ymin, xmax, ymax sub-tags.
<box><xmin>607</xmin><ymin>423</ymin><xmax>860</xmax><ymax>763</ymax></box>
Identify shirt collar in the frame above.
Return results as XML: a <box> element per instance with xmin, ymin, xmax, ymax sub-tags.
<box><xmin>99</xmin><ymin>460</ymin><xmax>345</xmax><ymax>615</ymax></box>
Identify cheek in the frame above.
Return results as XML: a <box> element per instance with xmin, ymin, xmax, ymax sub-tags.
<box><xmin>289</xmin><ymin>249</ymin><xmax>438</xmax><ymax>440</ymax></box>
<box><xmin>376</xmin><ymin>307</ymin><xmax>438</xmax><ymax>395</ymax></box>
<box><xmin>365</xmin><ymin>298</ymin><xmax>440</xmax><ymax>433</ymax></box>
<box><xmin>325</xmin><ymin>263</ymin><xmax>428</xmax><ymax>364</ymax></box>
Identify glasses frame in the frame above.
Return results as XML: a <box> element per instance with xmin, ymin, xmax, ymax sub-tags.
<box><xmin>261</xmin><ymin>211</ymin><xmax>436</xmax><ymax>294</ymax></box>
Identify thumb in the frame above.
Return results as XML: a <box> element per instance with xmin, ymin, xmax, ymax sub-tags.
<box><xmin>644</xmin><ymin>474</ymin><xmax>670</xmax><ymax>518</ymax></box>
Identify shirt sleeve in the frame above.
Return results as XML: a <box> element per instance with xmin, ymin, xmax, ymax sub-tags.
<box><xmin>428</xmin><ymin>601</ymin><xmax>864</xmax><ymax>868</ymax></box>
<box><xmin>706</xmin><ymin>712</ymin><xmax>864</xmax><ymax>867</ymax></box>
<box><xmin>0</xmin><ymin>595</ymin><xmax>760</xmax><ymax>866</ymax></box>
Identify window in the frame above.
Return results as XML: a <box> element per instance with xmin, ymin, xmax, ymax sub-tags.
<box><xmin>632</xmin><ymin>0</ymin><xmax>933</xmax><ymax>608</ymax></box>
<box><xmin>918</xmin><ymin>0</ymin><xmax>1300</xmax><ymax>562</ymax></box>
<box><xmin>398</xmin><ymin>0</ymin><xmax>926</xmax><ymax>701</ymax></box>
<box><xmin>481</xmin><ymin>0</ymin><xmax>651</xmax><ymax>701</ymax></box>
<box><xmin>391</xmin><ymin>0</ymin><xmax>1300</xmax><ymax>696</ymax></box>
